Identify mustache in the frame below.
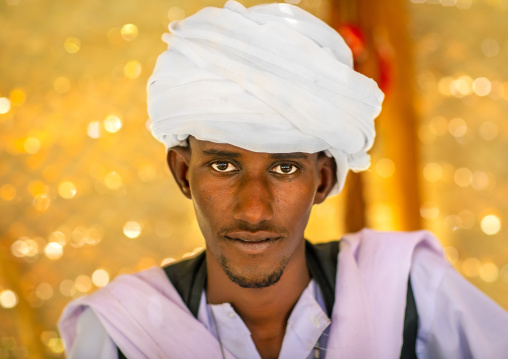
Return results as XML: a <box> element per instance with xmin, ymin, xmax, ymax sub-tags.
<box><xmin>218</xmin><ymin>222</ymin><xmax>289</xmax><ymax>237</ymax></box>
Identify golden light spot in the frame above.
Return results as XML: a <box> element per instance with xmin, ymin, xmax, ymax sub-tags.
<box><xmin>53</xmin><ymin>76</ymin><xmax>71</xmax><ymax>94</ymax></box>
<box><xmin>64</xmin><ymin>37</ymin><xmax>80</xmax><ymax>54</ymax></box>
<box><xmin>47</xmin><ymin>338</ymin><xmax>65</xmax><ymax>354</ymax></box>
<box><xmin>472</xmin><ymin>77</ymin><xmax>491</xmax><ymax>96</ymax></box>
<box><xmin>478</xmin><ymin>121</ymin><xmax>498</xmax><ymax>141</ymax></box>
<box><xmin>471</xmin><ymin>171</ymin><xmax>489</xmax><ymax>191</ymax></box>
<box><xmin>85</xmin><ymin>227</ymin><xmax>103</xmax><ymax>246</ymax></box>
<box><xmin>444</xmin><ymin>246</ymin><xmax>459</xmax><ymax>264</ymax></box>
<box><xmin>453</xmin><ymin>167</ymin><xmax>472</xmax><ymax>187</ymax></box>
<box><xmin>0</xmin><ymin>290</ymin><xmax>18</xmax><ymax>309</ymax></box>
<box><xmin>40</xmin><ymin>331</ymin><xmax>58</xmax><ymax>346</ymax></box>
<box><xmin>58</xmin><ymin>181</ymin><xmax>77</xmax><ymax>199</ymax></box>
<box><xmin>448</xmin><ymin>117</ymin><xmax>467</xmax><ymax>138</ymax></box>
<box><xmin>33</xmin><ymin>194</ymin><xmax>51</xmax><ymax>212</ymax></box>
<box><xmin>104</xmin><ymin>171</ymin><xmax>123</xmax><ymax>190</ymax></box>
<box><xmin>123</xmin><ymin>221</ymin><xmax>142</xmax><ymax>238</ymax></box>
<box><xmin>423</xmin><ymin>162</ymin><xmax>443</xmax><ymax>182</ymax></box>
<box><xmin>168</xmin><ymin>6</ymin><xmax>185</xmax><ymax>21</ymax></box>
<box><xmin>70</xmin><ymin>227</ymin><xmax>87</xmax><ymax>248</ymax></box>
<box><xmin>48</xmin><ymin>231</ymin><xmax>67</xmax><ymax>247</ymax></box>
<box><xmin>10</xmin><ymin>237</ymin><xmax>39</xmax><ymax>258</ymax></box>
<box><xmin>420</xmin><ymin>202</ymin><xmax>440</xmax><ymax>219</ymax></box>
<box><xmin>121</xmin><ymin>24</ymin><xmax>138</xmax><ymax>41</ymax></box>
<box><xmin>161</xmin><ymin>257</ymin><xmax>175</xmax><ymax>266</ymax></box>
<box><xmin>9</xmin><ymin>88</ymin><xmax>25</xmax><ymax>106</ymax></box>
<box><xmin>103</xmin><ymin>114</ymin><xmax>122</xmax><ymax>133</ymax></box>
<box><xmin>59</xmin><ymin>279</ymin><xmax>75</xmax><ymax>297</ymax></box>
<box><xmin>87</xmin><ymin>121</ymin><xmax>101</xmax><ymax>138</ymax></box>
<box><xmin>24</xmin><ymin>137</ymin><xmax>41</xmax><ymax>154</ymax></box>
<box><xmin>452</xmin><ymin>75</ymin><xmax>473</xmax><ymax>97</ymax></box>
<box><xmin>437</xmin><ymin>76</ymin><xmax>454</xmax><ymax>96</ymax></box>
<box><xmin>124</xmin><ymin>60</ymin><xmax>142</xmax><ymax>79</ymax></box>
<box><xmin>481</xmin><ymin>39</ymin><xmax>500</xmax><ymax>57</ymax></box>
<box><xmin>462</xmin><ymin>257</ymin><xmax>480</xmax><ymax>277</ymax></box>
<box><xmin>92</xmin><ymin>269</ymin><xmax>110</xmax><ymax>287</ymax></box>
<box><xmin>0</xmin><ymin>184</ymin><xmax>16</xmax><ymax>201</ymax></box>
<box><xmin>375</xmin><ymin>158</ymin><xmax>395</xmax><ymax>178</ymax></box>
<box><xmin>0</xmin><ymin>97</ymin><xmax>11</xmax><ymax>114</ymax></box>
<box><xmin>480</xmin><ymin>214</ymin><xmax>501</xmax><ymax>235</ymax></box>
<box><xmin>479</xmin><ymin>262</ymin><xmax>499</xmax><ymax>282</ymax></box>
<box><xmin>74</xmin><ymin>275</ymin><xmax>92</xmax><ymax>293</ymax></box>
<box><xmin>10</xmin><ymin>238</ymin><xmax>38</xmax><ymax>257</ymax></box>
<box><xmin>44</xmin><ymin>242</ymin><xmax>63</xmax><ymax>260</ymax></box>
<box><xmin>35</xmin><ymin>283</ymin><xmax>54</xmax><ymax>300</ymax></box>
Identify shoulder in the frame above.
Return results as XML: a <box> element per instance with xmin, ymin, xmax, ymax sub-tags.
<box><xmin>66</xmin><ymin>307</ymin><xmax>117</xmax><ymax>359</ymax></box>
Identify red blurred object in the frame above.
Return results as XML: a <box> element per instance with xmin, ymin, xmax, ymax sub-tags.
<box><xmin>337</xmin><ymin>23</ymin><xmax>393</xmax><ymax>95</ymax></box>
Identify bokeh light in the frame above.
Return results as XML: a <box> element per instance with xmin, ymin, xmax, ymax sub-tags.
<box><xmin>58</xmin><ymin>181</ymin><xmax>77</xmax><ymax>199</ymax></box>
<box><xmin>0</xmin><ymin>97</ymin><xmax>11</xmax><ymax>114</ymax></box>
<box><xmin>121</xmin><ymin>24</ymin><xmax>138</xmax><ymax>41</ymax></box>
<box><xmin>64</xmin><ymin>37</ymin><xmax>81</xmax><ymax>54</ymax></box>
<box><xmin>480</xmin><ymin>215</ymin><xmax>501</xmax><ymax>235</ymax></box>
<box><xmin>92</xmin><ymin>269</ymin><xmax>110</xmax><ymax>287</ymax></box>
<box><xmin>103</xmin><ymin>115</ymin><xmax>123</xmax><ymax>133</ymax></box>
<box><xmin>0</xmin><ymin>290</ymin><xmax>18</xmax><ymax>309</ymax></box>
<box><xmin>123</xmin><ymin>221</ymin><xmax>142</xmax><ymax>238</ymax></box>
<box><xmin>44</xmin><ymin>242</ymin><xmax>63</xmax><ymax>260</ymax></box>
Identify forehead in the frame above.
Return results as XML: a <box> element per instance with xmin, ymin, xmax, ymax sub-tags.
<box><xmin>188</xmin><ymin>137</ymin><xmax>314</xmax><ymax>160</ymax></box>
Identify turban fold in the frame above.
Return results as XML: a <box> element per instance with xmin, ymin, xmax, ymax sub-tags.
<box><xmin>147</xmin><ymin>0</ymin><xmax>384</xmax><ymax>195</ymax></box>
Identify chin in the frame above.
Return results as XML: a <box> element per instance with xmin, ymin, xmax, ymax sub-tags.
<box><xmin>218</xmin><ymin>254</ymin><xmax>290</xmax><ymax>289</ymax></box>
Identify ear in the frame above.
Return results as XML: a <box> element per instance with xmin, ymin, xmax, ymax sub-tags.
<box><xmin>313</xmin><ymin>154</ymin><xmax>337</xmax><ymax>205</ymax></box>
<box><xmin>167</xmin><ymin>146</ymin><xmax>192</xmax><ymax>199</ymax></box>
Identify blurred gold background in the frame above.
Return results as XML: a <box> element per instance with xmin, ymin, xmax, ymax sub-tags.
<box><xmin>1</xmin><ymin>0</ymin><xmax>508</xmax><ymax>357</ymax></box>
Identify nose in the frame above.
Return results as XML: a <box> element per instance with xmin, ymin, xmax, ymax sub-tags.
<box><xmin>233</xmin><ymin>174</ymin><xmax>274</xmax><ymax>224</ymax></box>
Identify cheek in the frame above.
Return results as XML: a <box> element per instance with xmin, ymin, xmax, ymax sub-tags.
<box><xmin>273</xmin><ymin>181</ymin><xmax>316</xmax><ymax>227</ymax></box>
<box><xmin>190</xmin><ymin>176</ymin><xmax>232</xmax><ymax>233</ymax></box>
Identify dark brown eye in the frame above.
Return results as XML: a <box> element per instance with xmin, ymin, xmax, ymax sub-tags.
<box><xmin>271</xmin><ymin>164</ymin><xmax>297</xmax><ymax>175</ymax></box>
<box><xmin>211</xmin><ymin>161</ymin><xmax>237</xmax><ymax>172</ymax></box>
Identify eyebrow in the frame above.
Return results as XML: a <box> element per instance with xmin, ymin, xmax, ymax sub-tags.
<box><xmin>201</xmin><ymin>149</ymin><xmax>241</xmax><ymax>158</ymax></box>
<box><xmin>270</xmin><ymin>152</ymin><xmax>308</xmax><ymax>160</ymax></box>
<box><xmin>201</xmin><ymin>149</ymin><xmax>309</xmax><ymax>160</ymax></box>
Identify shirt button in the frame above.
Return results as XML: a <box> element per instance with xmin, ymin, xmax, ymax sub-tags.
<box><xmin>312</xmin><ymin>316</ymin><xmax>320</xmax><ymax>328</ymax></box>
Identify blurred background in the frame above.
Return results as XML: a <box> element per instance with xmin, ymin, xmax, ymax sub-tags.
<box><xmin>1</xmin><ymin>0</ymin><xmax>508</xmax><ymax>357</ymax></box>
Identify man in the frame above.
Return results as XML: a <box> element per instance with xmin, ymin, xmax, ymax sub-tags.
<box><xmin>59</xmin><ymin>1</ymin><xmax>508</xmax><ymax>358</ymax></box>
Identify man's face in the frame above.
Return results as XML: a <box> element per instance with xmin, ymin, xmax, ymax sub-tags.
<box><xmin>170</xmin><ymin>137</ymin><xmax>335</xmax><ymax>288</ymax></box>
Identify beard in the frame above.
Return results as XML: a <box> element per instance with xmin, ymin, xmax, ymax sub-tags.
<box><xmin>218</xmin><ymin>254</ymin><xmax>290</xmax><ymax>288</ymax></box>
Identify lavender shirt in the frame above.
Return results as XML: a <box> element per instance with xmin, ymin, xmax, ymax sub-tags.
<box><xmin>60</xmin><ymin>229</ymin><xmax>508</xmax><ymax>358</ymax></box>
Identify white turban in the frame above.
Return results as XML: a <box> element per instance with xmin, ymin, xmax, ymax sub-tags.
<box><xmin>147</xmin><ymin>0</ymin><xmax>384</xmax><ymax>196</ymax></box>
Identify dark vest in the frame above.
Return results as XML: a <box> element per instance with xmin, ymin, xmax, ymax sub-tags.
<box><xmin>118</xmin><ymin>240</ymin><xmax>418</xmax><ymax>358</ymax></box>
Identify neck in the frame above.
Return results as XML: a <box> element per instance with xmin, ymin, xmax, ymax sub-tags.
<box><xmin>206</xmin><ymin>239</ymin><xmax>310</xmax><ymax>359</ymax></box>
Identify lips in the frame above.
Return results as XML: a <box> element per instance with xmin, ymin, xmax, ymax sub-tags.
<box><xmin>225</xmin><ymin>231</ymin><xmax>280</xmax><ymax>242</ymax></box>
<box><xmin>225</xmin><ymin>231</ymin><xmax>281</xmax><ymax>254</ymax></box>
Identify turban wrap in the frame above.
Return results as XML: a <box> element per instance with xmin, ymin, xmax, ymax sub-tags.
<box><xmin>147</xmin><ymin>0</ymin><xmax>384</xmax><ymax>196</ymax></box>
